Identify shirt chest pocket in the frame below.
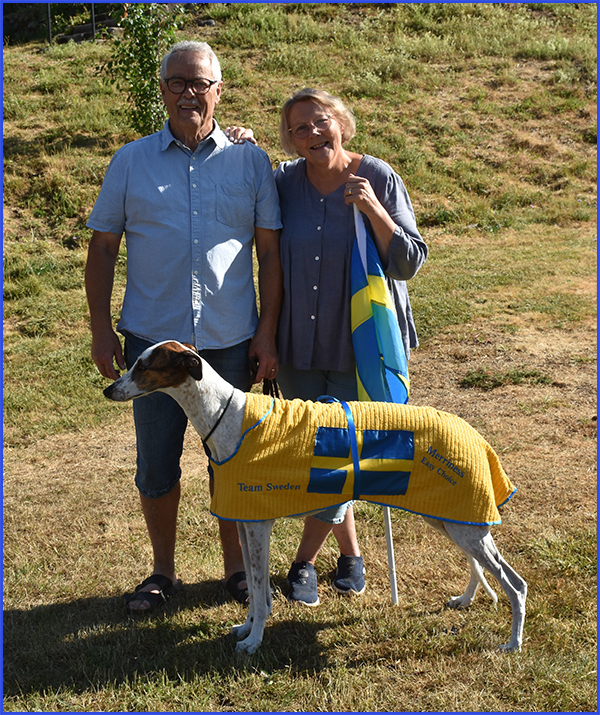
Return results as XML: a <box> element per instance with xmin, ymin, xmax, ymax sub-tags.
<box><xmin>216</xmin><ymin>183</ymin><xmax>255</xmax><ymax>228</ymax></box>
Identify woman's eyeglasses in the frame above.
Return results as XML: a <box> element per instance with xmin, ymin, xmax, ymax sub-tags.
<box><xmin>288</xmin><ymin>115</ymin><xmax>333</xmax><ymax>139</ymax></box>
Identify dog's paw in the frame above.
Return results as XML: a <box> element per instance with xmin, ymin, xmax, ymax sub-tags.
<box><xmin>498</xmin><ymin>641</ymin><xmax>522</xmax><ymax>653</ymax></box>
<box><xmin>446</xmin><ymin>595</ymin><xmax>473</xmax><ymax>610</ymax></box>
<box><xmin>235</xmin><ymin>637</ymin><xmax>261</xmax><ymax>654</ymax></box>
<box><xmin>231</xmin><ymin>622</ymin><xmax>252</xmax><ymax>640</ymax></box>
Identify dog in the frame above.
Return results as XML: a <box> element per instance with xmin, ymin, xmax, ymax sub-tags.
<box><xmin>104</xmin><ymin>340</ymin><xmax>527</xmax><ymax>655</ymax></box>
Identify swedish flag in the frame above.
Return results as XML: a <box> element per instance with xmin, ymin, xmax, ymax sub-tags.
<box><xmin>350</xmin><ymin>205</ymin><xmax>410</xmax><ymax>404</ymax></box>
<box><xmin>308</xmin><ymin>425</ymin><xmax>414</xmax><ymax>498</ymax></box>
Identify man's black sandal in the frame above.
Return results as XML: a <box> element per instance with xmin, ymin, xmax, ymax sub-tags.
<box><xmin>124</xmin><ymin>574</ymin><xmax>183</xmax><ymax>613</ymax></box>
<box><xmin>225</xmin><ymin>571</ymin><xmax>250</xmax><ymax>604</ymax></box>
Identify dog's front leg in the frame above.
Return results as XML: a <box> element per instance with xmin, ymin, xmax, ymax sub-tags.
<box><xmin>230</xmin><ymin>522</ymin><xmax>254</xmax><ymax>643</ymax></box>
<box><xmin>233</xmin><ymin>519</ymin><xmax>274</xmax><ymax>654</ymax></box>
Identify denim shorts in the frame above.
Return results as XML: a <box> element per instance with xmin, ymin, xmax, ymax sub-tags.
<box><xmin>277</xmin><ymin>363</ymin><xmax>358</xmax><ymax>525</ymax></box>
<box><xmin>123</xmin><ymin>332</ymin><xmax>252</xmax><ymax>499</ymax></box>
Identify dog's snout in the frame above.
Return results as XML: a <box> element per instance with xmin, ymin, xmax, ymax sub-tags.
<box><xmin>102</xmin><ymin>373</ymin><xmax>141</xmax><ymax>402</ymax></box>
<box><xmin>103</xmin><ymin>376</ymin><xmax>129</xmax><ymax>400</ymax></box>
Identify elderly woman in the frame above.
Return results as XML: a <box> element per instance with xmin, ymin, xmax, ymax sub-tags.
<box><xmin>274</xmin><ymin>88</ymin><xmax>428</xmax><ymax>606</ymax></box>
<box><xmin>229</xmin><ymin>88</ymin><xmax>427</xmax><ymax>606</ymax></box>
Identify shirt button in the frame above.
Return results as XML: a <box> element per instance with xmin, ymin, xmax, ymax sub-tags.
<box><xmin>193</xmin><ymin>210</ymin><xmax>198</xmax><ymax>216</ymax></box>
<box><xmin>310</xmin><ymin>315</ymin><xmax>315</xmax><ymax>320</ymax></box>
<box><xmin>317</xmin><ymin>226</ymin><xmax>322</xmax><ymax>231</ymax></box>
<box><xmin>194</xmin><ymin>239</ymin><xmax>198</xmax><ymax>244</ymax></box>
<box><xmin>320</xmin><ymin>198</ymin><xmax>324</xmax><ymax>203</ymax></box>
<box><xmin>313</xmin><ymin>285</ymin><xmax>318</xmax><ymax>291</ymax></box>
<box><xmin>315</xmin><ymin>256</ymin><xmax>320</xmax><ymax>261</ymax></box>
<box><xmin>193</xmin><ymin>270</ymin><xmax>199</xmax><ymax>275</ymax></box>
<box><xmin>192</xmin><ymin>183</ymin><xmax>197</xmax><ymax>188</ymax></box>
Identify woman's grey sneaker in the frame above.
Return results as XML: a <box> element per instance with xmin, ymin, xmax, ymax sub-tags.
<box><xmin>286</xmin><ymin>561</ymin><xmax>320</xmax><ymax>606</ymax></box>
<box><xmin>332</xmin><ymin>554</ymin><xmax>366</xmax><ymax>595</ymax></box>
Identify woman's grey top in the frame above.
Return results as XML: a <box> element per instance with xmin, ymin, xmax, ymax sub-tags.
<box><xmin>274</xmin><ymin>154</ymin><xmax>428</xmax><ymax>373</ymax></box>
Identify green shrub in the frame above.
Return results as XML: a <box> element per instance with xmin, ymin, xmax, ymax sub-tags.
<box><xmin>102</xmin><ymin>3</ymin><xmax>185</xmax><ymax>136</ymax></box>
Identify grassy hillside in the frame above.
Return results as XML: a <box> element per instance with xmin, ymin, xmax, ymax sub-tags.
<box><xmin>3</xmin><ymin>2</ymin><xmax>596</xmax><ymax>445</ymax></box>
<box><xmin>3</xmin><ymin>4</ymin><xmax>597</xmax><ymax>712</ymax></box>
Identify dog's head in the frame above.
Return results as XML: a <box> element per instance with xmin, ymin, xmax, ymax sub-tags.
<box><xmin>103</xmin><ymin>340</ymin><xmax>203</xmax><ymax>402</ymax></box>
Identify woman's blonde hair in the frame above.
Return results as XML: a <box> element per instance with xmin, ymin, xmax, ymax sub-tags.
<box><xmin>279</xmin><ymin>88</ymin><xmax>356</xmax><ymax>156</ymax></box>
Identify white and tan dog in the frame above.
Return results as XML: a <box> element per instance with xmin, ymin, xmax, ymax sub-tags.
<box><xmin>104</xmin><ymin>340</ymin><xmax>527</xmax><ymax>654</ymax></box>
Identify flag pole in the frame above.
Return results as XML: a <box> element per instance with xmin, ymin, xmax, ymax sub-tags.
<box><xmin>383</xmin><ymin>506</ymin><xmax>398</xmax><ymax>605</ymax></box>
<box><xmin>352</xmin><ymin>203</ymin><xmax>401</xmax><ymax>606</ymax></box>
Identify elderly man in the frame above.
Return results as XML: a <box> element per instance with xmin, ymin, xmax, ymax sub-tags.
<box><xmin>85</xmin><ymin>41</ymin><xmax>282</xmax><ymax>611</ymax></box>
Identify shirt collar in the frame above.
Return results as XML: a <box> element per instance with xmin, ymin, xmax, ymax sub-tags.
<box><xmin>160</xmin><ymin>119</ymin><xmax>228</xmax><ymax>152</ymax></box>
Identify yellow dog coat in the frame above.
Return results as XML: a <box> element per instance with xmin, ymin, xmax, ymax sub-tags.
<box><xmin>210</xmin><ymin>394</ymin><xmax>515</xmax><ymax>525</ymax></box>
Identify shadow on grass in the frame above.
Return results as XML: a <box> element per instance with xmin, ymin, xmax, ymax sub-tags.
<box><xmin>3</xmin><ymin>579</ymin><xmax>356</xmax><ymax>697</ymax></box>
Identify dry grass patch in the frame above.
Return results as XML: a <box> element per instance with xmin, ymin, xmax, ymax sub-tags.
<box><xmin>4</xmin><ymin>317</ymin><xmax>596</xmax><ymax>711</ymax></box>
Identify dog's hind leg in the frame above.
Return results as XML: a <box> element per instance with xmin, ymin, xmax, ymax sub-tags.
<box><xmin>422</xmin><ymin>517</ymin><xmax>498</xmax><ymax>607</ymax></box>
<box><xmin>233</xmin><ymin>519</ymin><xmax>275</xmax><ymax>654</ymax></box>
<box><xmin>444</xmin><ymin>522</ymin><xmax>527</xmax><ymax>652</ymax></box>
<box><xmin>446</xmin><ymin>554</ymin><xmax>498</xmax><ymax>609</ymax></box>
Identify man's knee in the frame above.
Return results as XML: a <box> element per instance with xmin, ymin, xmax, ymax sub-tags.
<box><xmin>135</xmin><ymin>472</ymin><xmax>181</xmax><ymax>499</ymax></box>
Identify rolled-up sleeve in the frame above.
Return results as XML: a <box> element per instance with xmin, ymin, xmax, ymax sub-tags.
<box><xmin>363</xmin><ymin>166</ymin><xmax>428</xmax><ymax>281</ymax></box>
<box><xmin>87</xmin><ymin>150</ymin><xmax>128</xmax><ymax>235</ymax></box>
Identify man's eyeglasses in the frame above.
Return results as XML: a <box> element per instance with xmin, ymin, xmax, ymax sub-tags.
<box><xmin>164</xmin><ymin>77</ymin><xmax>218</xmax><ymax>95</ymax></box>
<box><xmin>288</xmin><ymin>115</ymin><xmax>333</xmax><ymax>139</ymax></box>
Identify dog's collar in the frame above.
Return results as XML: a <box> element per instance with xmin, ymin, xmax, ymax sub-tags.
<box><xmin>204</xmin><ymin>390</ymin><xmax>234</xmax><ymax>443</ymax></box>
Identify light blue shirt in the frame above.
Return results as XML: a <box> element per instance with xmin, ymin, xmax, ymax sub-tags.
<box><xmin>87</xmin><ymin>121</ymin><xmax>282</xmax><ymax>350</ymax></box>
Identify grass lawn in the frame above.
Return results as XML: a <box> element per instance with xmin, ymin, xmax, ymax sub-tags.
<box><xmin>3</xmin><ymin>4</ymin><xmax>596</xmax><ymax>711</ymax></box>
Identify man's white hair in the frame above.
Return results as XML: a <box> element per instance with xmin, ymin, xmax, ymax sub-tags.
<box><xmin>160</xmin><ymin>41</ymin><xmax>222</xmax><ymax>81</ymax></box>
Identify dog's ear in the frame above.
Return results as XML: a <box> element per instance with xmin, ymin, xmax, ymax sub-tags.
<box><xmin>181</xmin><ymin>351</ymin><xmax>203</xmax><ymax>381</ymax></box>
